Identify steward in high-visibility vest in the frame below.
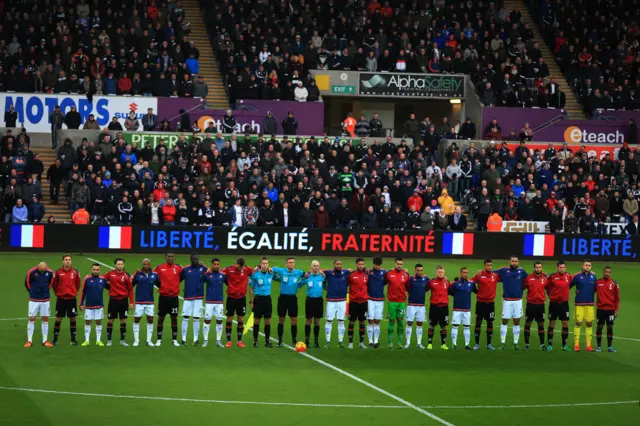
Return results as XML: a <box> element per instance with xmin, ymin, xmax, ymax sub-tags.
<box><xmin>486</xmin><ymin>212</ymin><xmax>503</xmax><ymax>232</ymax></box>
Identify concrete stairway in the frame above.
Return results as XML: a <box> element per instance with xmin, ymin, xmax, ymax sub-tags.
<box><xmin>182</xmin><ymin>0</ymin><xmax>229</xmax><ymax>110</ymax></box>
<box><xmin>38</xmin><ymin>149</ymin><xmax>72</xmax><ymax>223</ymax></box>
<box><xmin>504</xmin><ymin>0</ymin><xmax>585</xmax><ymax>119</ymax></box>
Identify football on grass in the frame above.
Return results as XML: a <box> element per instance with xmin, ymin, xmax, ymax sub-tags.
<box><xmin>295</xmin><ymin>341</ymin><xmax>307</xmax><ymax>352</ymax></box>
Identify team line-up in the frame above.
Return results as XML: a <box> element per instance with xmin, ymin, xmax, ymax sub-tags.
<box><xmin>24</xmin><ymin>254</ymin><xmax>621</xmax><ymax>353</ymax></box>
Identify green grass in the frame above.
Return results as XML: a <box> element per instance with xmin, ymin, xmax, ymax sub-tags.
<box><xmin>0</xmin><ymin>253</ymin><xmax>639</xmax><ymax>426</ymax></box>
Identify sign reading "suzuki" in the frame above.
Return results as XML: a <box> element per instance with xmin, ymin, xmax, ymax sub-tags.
<box><xmin>359</xmin><ymin>73</ymin><xmax>465</xmax><ymax>98</ymax></box>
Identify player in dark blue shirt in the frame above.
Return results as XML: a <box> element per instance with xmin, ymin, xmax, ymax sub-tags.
<box><xmin>495</xmin><ymin>256</ymin><xmax>528</xmax><ymax>350</ymax></box>
<box><xmin>80</xmin><ymin>263</ymin><xmax>108</xmax><ymax>346</ymax></box>
<box><xmin>405</xmin><ymin>264</ymin><xmax>429</xmax><ymax>349</ymax></box>
<box><xmin>449</xmin><ymin>267</ymin><xmax>477</xmax><ymax>350</ymax></box>
<box><xmin>180</xmin><ymin>253</ymin><xmax>208</xmax><ymax>346</ymax></box>
<box><xmin>203</xmin><ymin>258</ymin><xmax>227</xmax><ymax>348</ymax></box>
<box><xmin>132</xmin><ymin>259</ymin><xmax>159</xmax><ymax>347</ymax></box>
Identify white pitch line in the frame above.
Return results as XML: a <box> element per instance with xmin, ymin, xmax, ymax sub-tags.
<box><xmin>0</xmin><ymin>386</ymin><xmax>403</xmax><ymax>409</ymax></box>
<box><xmin>421</xmin><ymin>400</ymin><xmax>640</xmax><ymax>409</ymax></box>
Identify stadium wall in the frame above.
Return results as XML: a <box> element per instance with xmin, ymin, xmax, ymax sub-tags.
<box><xmin>1</xmin><ymin>225</ymin><xmax>638</xmax><ymax>262</ymax></box>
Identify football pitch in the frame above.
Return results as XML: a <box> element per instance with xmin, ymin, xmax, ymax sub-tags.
<box><xmin>0</xmin><ymin>252</ymin><xmax>638</xmax><ymax>426</ymax></box>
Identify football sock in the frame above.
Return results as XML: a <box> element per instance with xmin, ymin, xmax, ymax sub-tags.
<box><xmin>405</xmin><ymin>324</ymin><xmax>413</xmax><ymax>345</ymax></box>
<box><xmin>607</xmin><ymin>326</ymin><xmax>613</xmax><ymax>347</ymax></box>
<box><xmin>182</xmin><ymin>318</ymin><xmax>189</xmax><ymax>341</ymax></box>
<box><xmin>367</xmin><ymin>324</ymin><xmax>373</xmax><ymax>343</ymax></box>
<box><xmin>463</xmin><ymin>326</ymin><xmax>470</xmax><ymax>346</ymax></box>
<box><xmin>500</xmin><ymin>324</ymin><xmax>507</xmax><ymax>344</ymax></box>
<box><xmin>171</xmin><ymin>324</ymin><xmax>178</xmax><ymax>341</ymax></box>
<box><xmin>416</xmin><ymin>326</ymin><xmax>423</xmax><ymax>345</ymax></box>
<box><xmin>84</xmin><ymin>325</ymin><xmax>91</xmax><ymax>341</ymax></box>
<box><xmin>107</xmin><ymin>324</ymin><xmax>113</xmax><ymax>341</ymax></box>
<box><xmin>264</xmin><ymin>324</ymin><xmax>271</xmax><ymax>342</ymax></box>
<box><xmin>133</xmin><ymin>323</ymin><xmax>140</xmax><ymax>342</ymax></box>
<box><xmin>193</xmin><ymin>319</ymin><xmax>200</xmax><ymax>342</ymax></box>
<box><xmin>359</xmin><ymin>325</ymin><xmax>365</xmax><ymax>343</ymax></box>
<box><xmin>53</xmin><ymin>320</ymin><xmax>61</xmax><ymax>341</ymax></box>
<box><xmin>574</xmin><ymin>326</ymin><xmax>581</xmax><ymax>346</ymax></box>
<box><xmin>396</xmin><ymin>320</ymin><xmax>404</xmax><ymax>345</ymax></box>
<box><xmin>156</xmin><ymin>319</ymin><xmax>164</xmax><ymax>341</ymax></box>
<box><xmin>305</xmin><ymin>324</ymin><xmax>311</xmax><ymax>342</ymax></box>
<box><xmin>226</xmin><ymin>321</ymin><xmax>232</xmax><ymax>342</ymax></box>
<box><xmin>513</xmin><ymin>325</ymin><xmax>520</xmax><ymax>344</ymax></box>
<box><xmin>120</xmin><ymin>325</ymin><xmax>126</xmax><ymax>341</ymax></box>
<box><xmin>70</xmin><ymin>321</ymin><xmax>76</xmax><ymax>342</ymax></box>
<box><xmin>27</xmin><ymin>321</ymin><xmax>34</xmax><ymax>342</ymax></box>
<box><xmin>561</xmin><ymin>327</ymin><xmax>568</xmax><ymax>346</ymax></box>
<box><xmin>348</xmin><ymin>325</ymin><xmax>354</xmax><ymax>343</ymax></box>
<box><xmin>373</xmin><ymin>324</ymin><xmax>380</xmax><ymax>344</ymax></box>
<box><xmin>277</xmin><ymin>324</ymin><xmax>284</xmax><ymax>342</ymax></box>
<box><xmin>440</xmin><ymin>329</ymin><xmax>447</xmax><ymax>345</ymax></box>
<box><xmin>146</xmin><ymin>323</ymin><xmax>153</xmax><ymax>342</ymax></box>
<box><xmin>96</xmin><ymin>325</ymin><xmax>102</xmax><ymax>341</ymax></box>
<box><xmin>474</xmin><ymin>324</ymin><xmax>481</xmax><ymax>345</ymax></box>
<box><xmin>524</xmin><ymin>323</ymin><xmax>531</xmax><ymax>344</ymax></box>
<box><xmin>387</xmin><ymin>321</ymin><xmax>395</xmax><ymax>344</ymax></box>
<box><xmin>596</xmin><ymin>325</ymin><xmax>603</xmax><ymax>347</ymax></box>
<box><xmin>253</xmin><ymin>322</ymin><xmax>260</xmax><ymax>342</ymax></box>
<box><xmin>451</xmin><ymin>326</ymin><xmax>458</xmax><ymax>345</ymax></box>
<box><xmin>41</xmin><ymin>322</ymin><xmax>49</xmax><ymax>343</ymax></box>
<box><xmin>585</xmin><ymin>326</ymin><xmax>593</xmax><ymax>347</ymax></box>
<box><xmin>236</xmin><ymin>322</ymin><xmax>244</xmax><ymax>340</ymax></box>
<box><xmin>538</xmin><ymin>324</ymin><xmax>545</xmax><ymax>345</ymax></box>
<box><xmin>203</xmin><ymin>323</ymin><xmax>210</xmax><ymax>341</ymax></box>
<box><xmin>291</xmin><ymin>325</ymin><xmax>297</xmax><ymax>343</ymax></box>
<box><xmin>486</xmin><ymin>321</ymin><xmax>494</xmax><ymax>344</ymax></box>
<box><xmin>427</xmin><ymin>328</ymin><xmax>434</xmax><ymax>344</ymax></box>
<box><xmin>547</xmin><ymin>327</ymin><xmax>554</xmax><ymax>346</ymax></box>
<box><xmin>216</xmin><ymin>323</ymin><xmax>223</xmax><ymax>341</ymax></box>
<box><xmin>337</xmin><ymin>321</ymin><xmax>345</xmax><ymax>342</ymax></box>
<box><xmin>325</xmin><ymin>321</ymin><xmax>332</xmax><ymax>342</ymax></box>
<box><xmin>313</xmin><ymin>325</ymin><xmax>319</xmax><ymax>344</ymax></box>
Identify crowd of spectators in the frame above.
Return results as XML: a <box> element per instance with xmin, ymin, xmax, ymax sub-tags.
<box><xmin>538</xmin><ymin>0</ymin><xmax>640</xmax><ymax>116</ymax></box>
<box><xmin>207</xmin><ymin>0</ymin><xmax>566</xmax><ymax>108</ymax></box>
<box><xmin>0</xmin><ymin>0</ymin><xmax>210</xmax><ymax>98</ymax></box>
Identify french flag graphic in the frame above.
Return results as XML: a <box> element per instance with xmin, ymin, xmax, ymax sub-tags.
<box><xmin>10</xmin><ymin>225</ymin><xmax>45</xmax><ymax>248</ymax></box>
<box><xmin>98</xmin><ymin>226</ymin><xmax>132</xmax><ymax>250</ymax></box>
<box><xmin>442</xmin><ymin>233</ymin><xmax>474</xmax><ymax>255</ymax></box>
<box><xmin>523</xmin><ymin>234</ymin><xmax>555</xmax><ymax>257</ymax></box>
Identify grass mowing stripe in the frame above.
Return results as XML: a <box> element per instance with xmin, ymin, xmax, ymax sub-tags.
<box><xmin>0</xmin><ymin>386</ymin><xmax>404</xmax><ymax>409</ymax></box>
<box><xmin>87</xmin><ymin>257</ymin><xmax>455</xmax><ymax>426</ymax></box>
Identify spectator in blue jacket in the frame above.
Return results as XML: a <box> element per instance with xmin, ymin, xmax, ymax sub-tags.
<box><xmin>29</xmin><ymin>196</ymin><xmax>45</xmax><ymax>222</ymax></box>
<box><xmin>120</xmin><ymin>146</ymin><xmax>137</xmax><ymax>165</ymax></box>
<box><xmin>185</xmin><ymin>54</ymin><xmax>199</xmax><ymax>75</ymax></box>
<box><xmin>103</xmin><ymin>73</ymin><xmax>117</xmax><ymax>95</ymax></box>
<box><xmin>12</xmin><ymin>199</ymin><xmax>28</xmax><ymax>223</ymax></box>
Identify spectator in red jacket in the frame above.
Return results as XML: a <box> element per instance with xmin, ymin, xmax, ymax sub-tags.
<box><xmin>118</xmin><ymin>72</ymin><xmax>133</xmax><ymax>94</ymax></box>
<box><xmin>315</xmin><ymin>205</ymin><xmax>330</xmax><ymax>228</ymax></box>
<box><xmin>152</xmin><ymin>183</ymin><xmax>166</xmax><ymax>204</ymax></box>
<box><xmin>161</xmin><ymin>200</ymin><xmax>177</xmax><ymax>225</ymax></box>
<box><xmin>407</xmin><ymin>190</ymin><xmax>423</xmax><ymax>212</ymax></box>
<box><xmin>350</xmin><ymin>187</ymin><xmax>370</xmax><ymax>217</ymax></box>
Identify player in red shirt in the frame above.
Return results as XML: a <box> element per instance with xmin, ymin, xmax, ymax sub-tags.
<box><xmin>546</xmin><ymin>260</ymin><xmax>573</xmax><ymax>351</ymax></box>
<box><xmin>102</xmin><ymin>258</ymin><xmax>133</xmax><ymax>346</ymax></box>
<box><xmin>471</xmin><ymin>259</ymin><xmax>500</xmax><ymax>350</ymax></box>
<box><xmin>52</xmin><ymin>254</ymin><xmax>81</xmax><ymax>346</ymax></box>
<box><xmin>222</xmin><ymin>257</ymin><xmax>254</xmax><ymax>348</ymax></box>
<box><xmin>347</xmin><ymin>258</ymin><xmax>369</xmax><ymax>349</ymax></box>
<box><xmin>153</xmin><ymin>252</ymin><xmax>184</xmax><ymax>347</ymax></box>
<box><xmin>595</xmin><ymin>266</ymin><xmax>621</xmax><ymax>352</ymax></box>
<box><xmin>522</xmin><ymin>261</ymin><xmax>549</xmax><ymax>351</ymax></box>
<box><xmin>427</xmin><ymin>265</ymin><xmax>451</xmax><ymax>350</ymax></box>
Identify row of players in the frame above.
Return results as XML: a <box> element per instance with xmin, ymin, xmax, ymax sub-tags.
<box><xmin>24</xmin><ymin>254</ymin><xmax>621</xmax><ymax>352</ymax></box>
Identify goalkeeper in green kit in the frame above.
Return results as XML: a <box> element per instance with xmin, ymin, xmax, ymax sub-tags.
<box><xmin>384</xmin><ymin>258</ymin><xmax>410</xmax><ymax>348</ymax></box>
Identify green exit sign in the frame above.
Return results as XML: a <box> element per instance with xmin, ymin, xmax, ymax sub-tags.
<box><xmin>331</xmin><ymin>85</ymin><xmax>356</xmax><ymax>94</ymax></box>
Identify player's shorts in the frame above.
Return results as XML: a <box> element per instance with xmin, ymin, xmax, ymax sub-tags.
<box><xmin>277</xmin><ymin>295</ymin><xmax>298</xmax><ymax>317</ymax></box>
<box><xmin>406</xmin><ymin>305</ymin><xmax>426</xmax><ymax>323</ymax></box>
<box><xmin>548</xmin><ymin>302</ymin><xmax>570</xmax><ymax>321</ymax></box>
<box><xmin>597</xmin><ymin>309</ymin><xmax>616</xmax><ymax>326</ymax></box>
<box><xmin>429</xmin><ymin>305</ymin><xmax>449</xmax><ymax>327</ymax></box>
<box><xmin>387</xmin><ymin>301</ymin><xmax>406</xmax><ymax>321</ymax></box>
<box><xmin>253</xmin><ymin>295</ymin><xmax>272</xmax><ymax>319</ymax></box>
<box><xmin>305</xmin><ymin>297</ymin><xmax>323</xmax><ymax>319</ymax></box>
<box><xmin>575</xmin><ymin>305</ymin><xmax>595</xmax><ymax>323</ymax></box>
<box><xmin>28</xmin><ymin>301</ymin><xmax>50</xmax><ymax>317</ymax></box>
<box><xmin>226</xmin><ymin>297</ymin><xmax>247</xmax><ymax>317</ymax></box>
<box><xmin>326</xmin><ymin>300</ymin><xmax>347</xmax><ymax>321</ymax></box>
<box><xmin>134</xmin><ymin>304</ymin><xmax>155</xmax><ymax>318</ymax></box>
<box><xmin>158</xmin><ymin>295</ymin><xmax>179</xmax><ymax>317</ymax></box>
<box><xmin>475</xmin><ymin>302</ymin><xmax>495</xmax><ymax>322</ymax></box>
<box><xmin>367</xmin><ymin>300</ymin><xmax>384</xmax><ymax>320</ymax></box>
<box><xmin>452</xmin><ymin>311</ymin><xmax>471</xmax><ymax>326</ymax></box>
<box><xmin>107</xmin><ymin>298</ymin><xmax>129</xmax><ymax>320</ymax></box>
<box><xmin>182</xmin><ymin>299</ymin><xmax>203</xmax><ymax>318</ymax></box>
<box><xmin>55</xmin><ymin>298</ymin><xmax>77</xmax><ymax>318</ymax></box>
<box><xmin>525</xmin><ymin>303</ymin><xmax>545</xmax><ymax>323</ymax></box>
<box><xmin>348</xmin><ymin>301</ymin><xmax>367</xmax><ymax>322</ymax></box>
<box><xmin>501</xmin><ymin>299</ymin><xmax>523</xmax><ymax>320</ymax></box>
<box><xmin>84</xmin><ymin>307</ymin><xmax>104</xmax><ymax>321</ymax></box>
<box><xmin>204</xmin><ymin>303</ymin><xmax>224</xmax><ymax>321</ymax></box>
